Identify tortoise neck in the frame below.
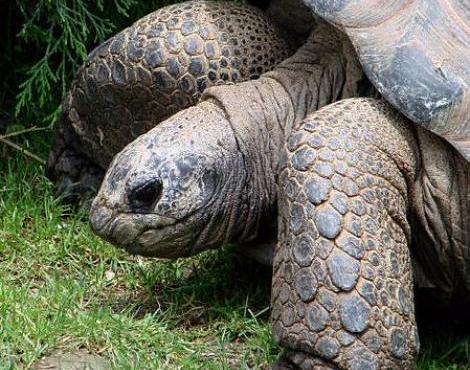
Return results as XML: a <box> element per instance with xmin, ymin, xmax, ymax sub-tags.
<box><xmin>190</xmin><ymin>77</ymin><xmax>296</xmax><ymax>245</ymax></box>
<box><xmin>201</xmin><ymin>80</ymin><xmax>288</xmax><ymax>194</ymax></box>
<box><xmin>200</xmin><ymin>82</ymin><xmax>288</xmax><ymax>244</ymax></box>
<box><xmin>263</xmin><ymin>22</ymin><xmax>369</xmax><ymax>131</ymax></box>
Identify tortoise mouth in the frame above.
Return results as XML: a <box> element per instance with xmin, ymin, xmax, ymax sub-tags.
<box><xmin>126</xmin><ymin>207</ymin><xmax>218</xmax><ymax>258</ymax></box>
<box><xmin>92</xmin><ymin>210</ymin><xmax>202</xmax><ymax>259</ymax></box>
<box><xmin>90</xmin><ymin>201</ymin><xmax>179</xmax><ymax>247</ymax></box>
<box><xmin>127</xmin><ymin>226</ymin><xmax>195</xmax><ymax>258</ymax></box>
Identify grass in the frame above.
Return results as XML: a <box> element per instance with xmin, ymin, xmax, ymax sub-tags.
<box><xmin>0</xmin><ymin>135</ymin><xmax>469</xmax><ymax>369</ymax></box>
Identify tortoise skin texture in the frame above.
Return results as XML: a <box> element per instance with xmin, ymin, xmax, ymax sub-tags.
<box><xmin>273</xmin><ymin>99</ymin><xmax>421</xmax><ymax>369</ymax></box>
<box><xmin>304</xmin><ymin>0</ymin><xmax>470</xmax><ymax>161</ymax></box>
<box><xmin>46</xmin><ymin>0</ymin><xmax>290</xmax><ymax>199</ymax></box>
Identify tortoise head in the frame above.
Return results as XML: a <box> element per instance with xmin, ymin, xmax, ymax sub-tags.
<box><xmin>90</xmin><ymin>101</ymin><xmax>267</xmax><ymax>258</ymax></box>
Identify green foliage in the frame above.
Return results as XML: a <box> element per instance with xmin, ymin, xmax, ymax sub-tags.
<box><xmin>0</xmin><ymin>0</ymin><xmax>178</xmax><ymax>129</ymax></box>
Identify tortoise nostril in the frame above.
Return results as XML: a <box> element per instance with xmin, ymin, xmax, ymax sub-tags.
<box><xmin>130</xmin><ymin>178</ymin><xmax>162</xmax><ymax>208</ymax></box>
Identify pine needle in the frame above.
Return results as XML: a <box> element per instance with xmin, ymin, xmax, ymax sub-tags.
<box><xmin>0</xmin><ymin>137</ymin><xmax>46</xmax><ymax>165</ymax></box>
<box><xmin>1</xmin><ymin>126</ymin><xmax>48</xmax><ymax>139</ymax></box>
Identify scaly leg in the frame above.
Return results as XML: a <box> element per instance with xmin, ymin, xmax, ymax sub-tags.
<box><xmin>272</xmin><ymin>98</ymin><xmax>420</xmax><ymax>369</ymax></box>
<box><xmin>46</xmin><ymin>117</ymin><xmax>104</xmax><ymax>203</ymax></box>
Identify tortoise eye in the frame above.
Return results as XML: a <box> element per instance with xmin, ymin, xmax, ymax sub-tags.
<box><xmin>130</xmin><ymin>179</ymin><xmax>162</xmax><ymax>208</ymax></box>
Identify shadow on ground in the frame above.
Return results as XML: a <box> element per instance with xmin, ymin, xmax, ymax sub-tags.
<box><xmin>107</xmin><ymin>247</ymin><xmax>273</xmax><ymax>325</ymax></box>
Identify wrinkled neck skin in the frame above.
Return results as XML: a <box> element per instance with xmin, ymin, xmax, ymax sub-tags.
<box><xmin>91</xmin><ymin>24</ymin><xmax>367</xmax><ymax>258</ymax></box>
<box><xmin>201</xmin><ymin>23</ymin><xmax>366</xmax><ymax>241</ymax></box>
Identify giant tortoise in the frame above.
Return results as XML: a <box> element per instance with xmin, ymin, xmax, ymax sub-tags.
<box><xmin>52</xmin><ymin>0</ymin><xmax>470</xmax><ymax>368</ymax></box>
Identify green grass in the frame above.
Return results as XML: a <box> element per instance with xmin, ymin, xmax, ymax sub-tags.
<box><xmin>0</xmin><ymin>137</ymin><xmax>469</xmax><ymax>369</ymax></box>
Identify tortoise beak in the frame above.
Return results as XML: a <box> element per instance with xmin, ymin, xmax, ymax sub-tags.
<box><xmin>89</xmin><ymin>202</ymin><xmax>138</xmax><ymax>247</ymax></box>
<box><xmin>89</xmin><ymin>202</ymin><xmax>113</xmax><ymax>233</ymax></box>
<box><xmin>90</xmin><ymin>195</ymin><xmax>178</xmax><ymax>251</ymax></box>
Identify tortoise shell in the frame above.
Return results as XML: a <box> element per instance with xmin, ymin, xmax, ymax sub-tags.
<box><xmin>304</xmin><ymin>0</ymin><xmax>470</xmax><ymax>160</ymax></box>
<box><xmin>64</xmin><ymin>0</ymin><xmax>290</xmax><ymax>168</ymax></box>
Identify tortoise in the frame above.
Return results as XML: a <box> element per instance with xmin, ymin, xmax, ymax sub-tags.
<box><xmin>64</xmin><ymin>0</ymin><xmax>469</xmax><ymax>368</ymax></box>
<box><xmin>45</xmin><ymin>0</ymin><xmax>291</xmax><ymax>201</ymax></box>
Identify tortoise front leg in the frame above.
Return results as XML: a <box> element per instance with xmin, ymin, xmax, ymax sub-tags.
<box><xmin>46</xmin><ymin>118</ymin><xmax>104</xmax><ymax>203</ymax></box>
<box><xmin>271</xmin><ymin>98</ymin><xmax>420</xmax><ymax>369</ymax></box>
